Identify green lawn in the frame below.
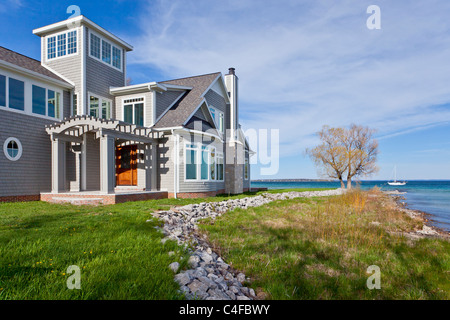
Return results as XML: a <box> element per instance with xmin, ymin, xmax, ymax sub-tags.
<box><xmin>0</xmin><ymin>192</ymin><xmax>263</xmax><ymax>300</ymax></box>
<box><xmin>199</xmin><ymin>189</ymin><xmax>450</xmax><ymax>300</ymax></box>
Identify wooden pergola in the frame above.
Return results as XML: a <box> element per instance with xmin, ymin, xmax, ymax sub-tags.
<box><xmin>45</xmin><ymin>116</ymin><xmax>161</xmax><ymax>194</ymax></box>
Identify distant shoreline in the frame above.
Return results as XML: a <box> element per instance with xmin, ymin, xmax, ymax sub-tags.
<box><xmin>251</xmin><ymin>179</ymin><xmax>450</xmax><ymax>182</ymax></box>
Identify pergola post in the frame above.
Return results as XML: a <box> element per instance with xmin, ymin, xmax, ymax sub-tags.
<box><xmin>151</xmin><ymin>142</ymin><xmax>158</xmax><ymax>191</ymax></box>
<box><xmin>99</xmin><ymin>133</ymin><xmax>115</xmax><ymax>194</ymax></box>
<box><xmin>51</xmin><ymin>137</ymin><xmax>66</xmax><ymax>193</ymax></box>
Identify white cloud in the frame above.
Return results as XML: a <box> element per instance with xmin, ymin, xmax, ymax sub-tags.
<box><xmin>128</xmin><ymin>0</ymin><xmax>450</xmax><ymax>159</ymax></box>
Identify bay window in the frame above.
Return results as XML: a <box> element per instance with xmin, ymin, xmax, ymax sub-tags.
<box><xmin>185</xmin><ymin>143</ymin><xmax>224</xmax><ymax>181</ymax></box>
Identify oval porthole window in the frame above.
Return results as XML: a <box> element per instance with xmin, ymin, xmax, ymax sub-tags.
<box><xmin>3</xmin><ymin>137</ymin><xmax>22</xmax><ymax>161</ymax></box>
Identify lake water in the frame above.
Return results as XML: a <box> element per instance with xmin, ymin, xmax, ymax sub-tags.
<box><xmin>250</xmin><ymin>180</ymin><xmax>450</xmax><ymax>232</ymax></box>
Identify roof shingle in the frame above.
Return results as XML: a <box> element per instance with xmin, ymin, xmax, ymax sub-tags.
<box><xmin>153</xmin><ymin>72</ymin><xmax>221</xmax><ymax>129</ymax></box>
<box><xmin>0</xmin><ymin>46</ymin><xmax>70</xmax><ymax>85</ymax></box>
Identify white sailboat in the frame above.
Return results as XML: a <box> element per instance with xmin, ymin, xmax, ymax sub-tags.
<box><xmin>388</xmin><ymin>166</ymin><xmax>406</xmax><ymax>186</ymax></box>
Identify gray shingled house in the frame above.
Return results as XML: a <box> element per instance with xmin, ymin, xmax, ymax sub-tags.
<box><xmin>0</xmin><ymin>15</ymin><xmax>251</xmax><ymax>204</ymax></box>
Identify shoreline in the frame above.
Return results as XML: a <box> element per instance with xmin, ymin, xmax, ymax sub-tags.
<box><xmin>383</xmin><ymin>191</ymin><xmax>450</xmax><ymax>240</ymax></box>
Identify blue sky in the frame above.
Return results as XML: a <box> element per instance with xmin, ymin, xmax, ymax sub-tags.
<box><xmin>1</xmin><ymin>0</ymin><xmax>450</xmax><ymax>180</ymax></box>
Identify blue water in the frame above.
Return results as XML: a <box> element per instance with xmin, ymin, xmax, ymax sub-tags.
<box><xmin>251</xmin><ymin>180</ymin><xmax>450</xmax><ymax>232</ymax></box>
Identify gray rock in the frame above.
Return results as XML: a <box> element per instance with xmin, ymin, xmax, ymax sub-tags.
<box><xmin>188</xmin><ymin>255</ymin><xmax>200</xmax><ymax>268</ymax></box>
<box><xmin>188</xmin><ymin>280</ymin><xmax>209</xmax><ymax>299</ymax></box>
<box><xmin>236</xmin><ymin>273</ymin><xmax>246</xmax><ymax>283</ymax></box>
<box><xmin>174</xmin><ymin>272</ymin><xmax>191</xmax><ymax>286</ymax></box>
<box><xmin>169</xmin><ymin>262</ymin><xmax>180</xmax><ymax>273</ymax></box>
<box><xmin>236</xmin><ymin>295</ymin><xmax>251</xmax><ymax>300</ymax></box>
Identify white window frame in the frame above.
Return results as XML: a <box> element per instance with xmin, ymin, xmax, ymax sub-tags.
<box><xmin>88</xmin><ymin>93</ymin><xmax>112</xmax><ymax>119</ymax></box>
<box><xmin>3</xmin><ymin>137</ymin><xmax>22</xmax><ymax>161</ymax></box>
<box><xmin>209</xmin><ymin>106</ymin><xmax>224</xmax><ymax>134</ymax></box>
<box><xmin>122</xmin><ymin>97</ymin><xmax>145</xmax><ymax>126</ymax></box>
<box><xmin>89</xmin><ymin>30</ymin><xmax>123</xmax><ymax>72</ymax></box>
<box><xmin>0</xmin><ymin>70</ymin><xmax>63</xmax><ymax>121</ymax></box>
<box><xmin>184</xmin><ymin>142</ymin><xmax>224</xmax><ymax>182</ymax></box>
<box><xmin>45</xmin><ymin>28</ymin><xmax>79</xmax><ymax>62</ymax></box>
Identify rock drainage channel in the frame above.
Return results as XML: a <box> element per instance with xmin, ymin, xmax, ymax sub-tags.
<box><xmin>149</xmin><ymin>189</ymin><xmax>344</xmax><ymax>300</ymax></box>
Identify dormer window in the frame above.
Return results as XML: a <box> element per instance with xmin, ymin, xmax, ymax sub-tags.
<box><xmin>89</xmin><ymin>31</ymin><xmax>122</xmax><ymax>71</ymax></box>
<box><xmin>46</xmin><ymin>30</ymin><xmax>77</xmax><ymax>60</ymax></box>
<box><xmin>209</xmin><ymin>106</ymin><xmax>224</xmax><ymax>134</ymax></box>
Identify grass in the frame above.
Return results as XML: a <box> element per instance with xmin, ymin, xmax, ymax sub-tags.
<box><xmin>199</xmin><ymin>188</ymin><xmax>450</xmax><ymax>300</ymax></box>
<box><xmin>0</xmin><ymin>191</ymin><xmax>265</xmax><ymax>300</ymax></box>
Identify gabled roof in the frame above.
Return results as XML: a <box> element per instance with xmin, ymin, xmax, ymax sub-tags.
<box><xmin>0</xmin><ymin>46</ymin><xmax>72</xmax><ymax>87</ymax></box>
<box><xmin>152</xmin><ymin>72</ymin><xmax>222</xmax><ymax>129</ymax></box>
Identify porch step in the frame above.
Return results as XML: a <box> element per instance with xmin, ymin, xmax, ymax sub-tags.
<box><xmin>50</xmin><ymin>197</ymin><xmax>104</xmax><ymax>206</ymax></box>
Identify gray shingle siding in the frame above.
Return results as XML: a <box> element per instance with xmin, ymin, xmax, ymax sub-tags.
<box><xmin>0</xmin><ymin>109</ymin><xmax>53</xmax><ymax>196</ymax></box>
<box><xmin>204</xmin><ymin>89</ymin><xmax>227</xmax><ymax>114</ymax></box>
<box><xmin>85</xmin><ymin>132</ymin><xmax>100</xmax><ymax>190</ymax></box>
<box><xmin>155</xmin><ymin>90</ymin><xmax>184</xmax><ymax>121</ymax></box>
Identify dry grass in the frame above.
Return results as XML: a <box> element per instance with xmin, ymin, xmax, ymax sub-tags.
<box><xmin>200</xmin><ymin>188</ymin><xmax>449</xmax><ymax>300</ymax></box>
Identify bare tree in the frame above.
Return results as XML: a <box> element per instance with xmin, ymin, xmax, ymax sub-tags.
<box><xmin>344</xmin><ymin>124</ymin><xmax>379</xmax><ymax>189</ymax></box>
<box><xmin>305</xmin><ymin>126</ymin><xmax>348</xmax><ymax>188</ymax></box>
<box><xmin>306</xmin><ymin>124</ymin><xmax>379</xmax><ymax>189</ymax></box>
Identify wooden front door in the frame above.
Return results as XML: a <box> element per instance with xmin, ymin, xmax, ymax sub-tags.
<box><xmin>116</xmin><ymin>145</ymin><xmax>138</xmax><ymax>186</ymax></box>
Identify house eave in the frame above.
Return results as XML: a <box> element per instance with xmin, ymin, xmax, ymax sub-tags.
<box><xmin>0</xmin><ymin>59</ymin><xmax>74</xmax><ymax>89</ymax></box>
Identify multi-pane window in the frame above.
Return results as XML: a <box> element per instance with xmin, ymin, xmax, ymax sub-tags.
<box><xmin>3</xmin><ymin>137</ymin><xmax>22</xmax><ymax>161</ymax></box>
<box><xmin>47</xmin><ymin>30</ymin><xmax>77</xmax><ymax>60</ymax></box>
<box><xmin>89</xmin><ymin>95</ymin><xmax>111</xmax><ymax>119</ymax></box>
<box><xmin>112</xmin><ymin>46</ymin><xmax>121</xmax><ymax>69</ymax></box>
<box><xmin>209</xmin><ymin>106</ymin><xmax>224</xmax><ymax>133</ymax></box>
<box><xmin>32</xmin><ymin>85</ymin><xmax>46</xmax><ymax>115</ymax></box>
<box><xmin>185</xmin><ymin>144</ymin><xmax>224</xmax><ymax>181</ymax></box>
<box><xmin>90</xmin><ymin>33</ymin><xmax>101</xmax><ymax>59</ymax></box>
<box><xmin>9</xmin><ymin>78</ymin><xmax>24</xmax><ymax>111</ymax></box>
<box><xmin>0</xmin><ymin>74</ymin><xmax>5</xmax><ymax>107</ymax></box>
<box><xmin>102</xmin><ymin>40</ymin><xmax>111</xmax><ymax>64</ymax></box>
<box><xmin>57</xmin><ymin>33</ymin><xmax>66</xmax><ymax>57</ymax></box>
<box><xmin>67</xmin><ymin>31</ymin><xmax>77</xmax><ymax>55</ymax></box>
<box><xmin>89</xmin><ymin>31</ymin><xmax>122</xmax><ymax>70</ymax></box>
<box><xmin>123</xmin><ymin>97</ymin><xmax>144</xmax><ymax>126</ymax></box>
<box><xmin>2</xmin><ymin>73</ymin><xmax>61</xmax><ymax>118</ymax></box>
<box><xmin>47</xmin><ymin>36</ymin><xmax>56</xmax><ymax>59</ymax></box>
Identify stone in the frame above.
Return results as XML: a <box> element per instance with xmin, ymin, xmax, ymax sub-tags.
<box><xmin>188</xmin><ymin>255</ymin><xmax>200</xmax><ymax>268</ymax></box>
<box><xmin>174</xmin><ymin>272</ymin><xmax>191</xmax><ymax>286</ymax></box>
<box><xmin>188</xmin><ymin>280</ymin><xmax>209</xmax><ymax>298</ymax></box>
<box><xmin>236</xmin><ymin>273</ymin><xmax>246</xmax><ymax>283</ymax></box>
<box><xmin>236</xmin><ymin>295</ymin><xmax>251</xmax><ymax>300</ymax></box>
<box><xmin>169</xmin><ymin>262</ymin><xmax>180</xmax><ymax>273</ymax></box>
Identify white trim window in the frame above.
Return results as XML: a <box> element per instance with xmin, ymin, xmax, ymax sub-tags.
<box><xmin>0</xmin><ymin>71</ymin><xmax>63</xmax><ymax>120</ymax></box>
<box><xmin>209</xmin><ymin>106</ymin><xmax>224</xmax><ymax>134</ymax></box>
<box><xmin>46</xmin><ymin>30</ymin><xmax>77</xmax><ymax>60</ymax></box>
<box><xmin>89</xmin><ymin>31</ymin><xmax>122</xmax><ymax>71</ymax></box>
<box><xmin>32</xmin><ymin>85</ymin><xmax>61</xmax><ymax>118</ymax></box>
<box><xmin>89</xmin><ymin>94</ymin><xmax>111</xmax><ymax>119</ymax></box>
<box><xmin>185</xmin><ymin>143</ymin><xmax>224</xmax><ymax>181</ymax></box>
<box><xmin>3</xmin><ymin>137</ymin><xmax>22</xmax><ymax>161</ymax></box>
<box><xmin>123</xmin><ymin>97</ymin><xmax>144</xmax><ymax>126</ymax></box>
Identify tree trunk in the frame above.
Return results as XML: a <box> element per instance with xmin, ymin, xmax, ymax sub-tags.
<box><xmin>347</xmin><ymin>177</ymin><xmax>352</xmax><ymax>189</ymax></box>
<box><xmin>339</xmin><ymin>178</ymin><xmax>345</xmax><ymax>189</ymax></box>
